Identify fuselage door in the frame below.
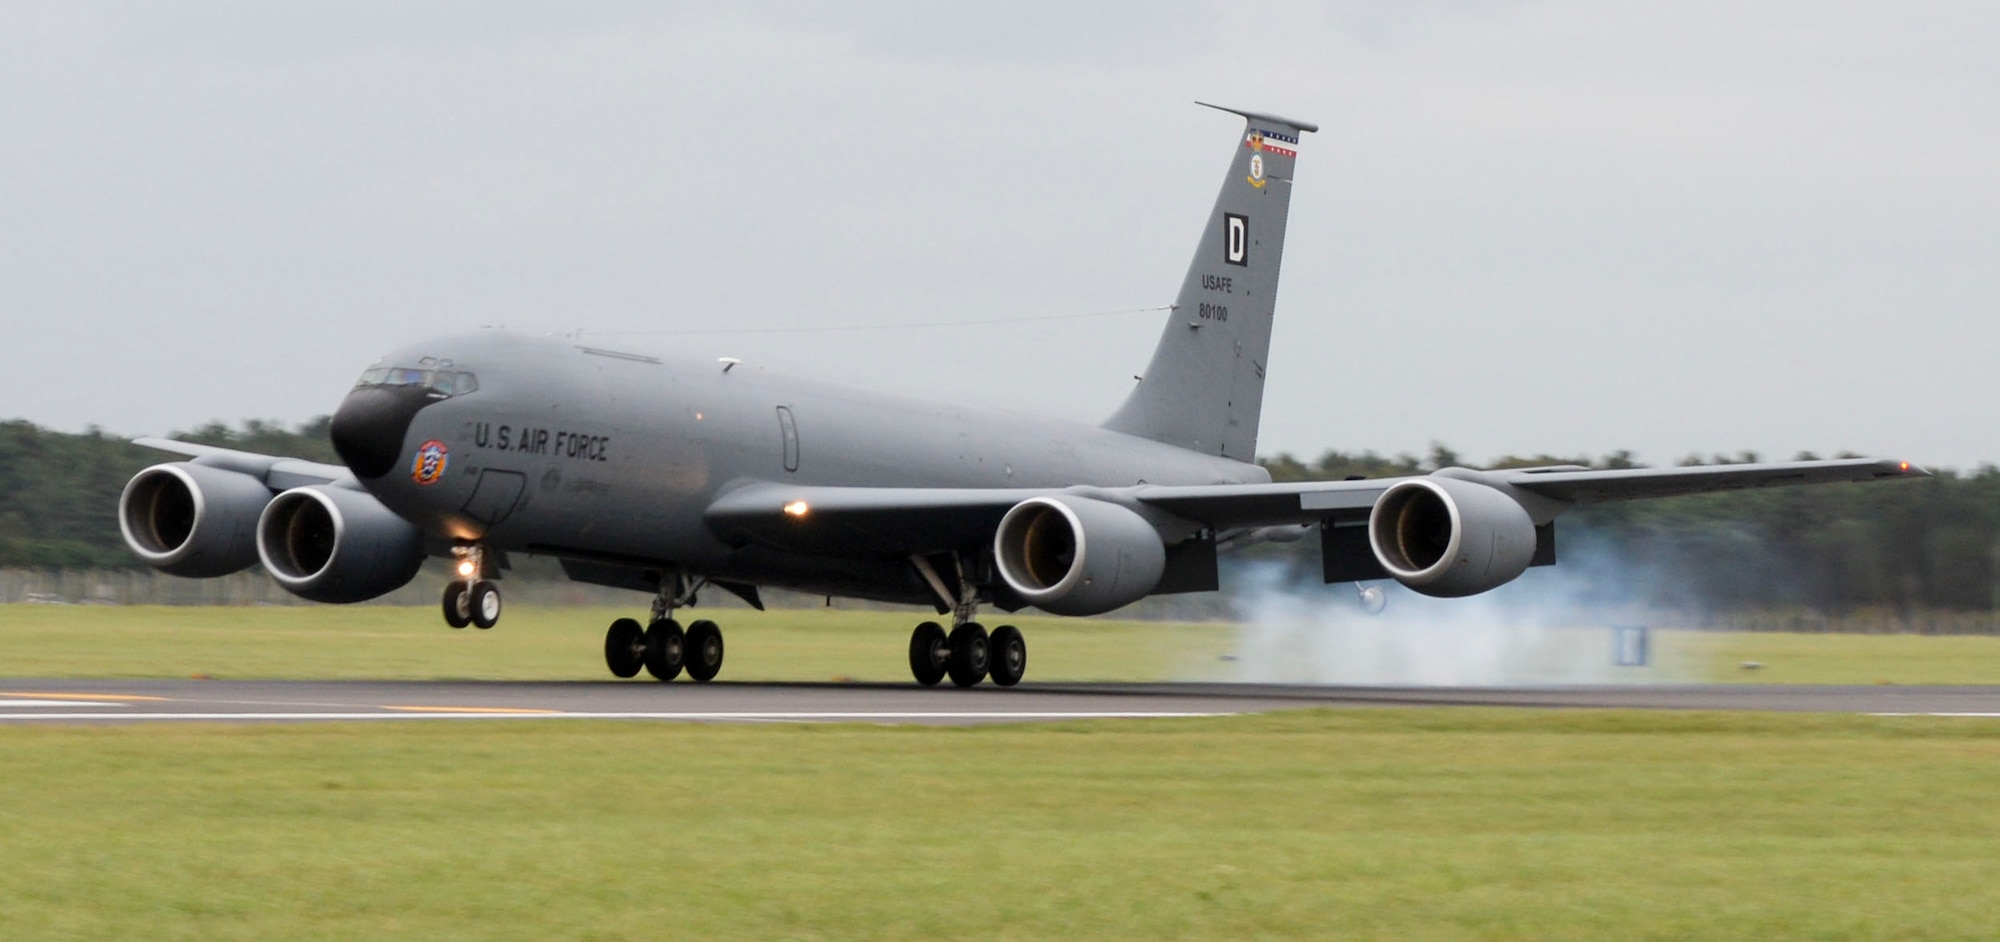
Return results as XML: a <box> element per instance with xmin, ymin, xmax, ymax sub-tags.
<box><xmin>777</xmin><ymin>405</ymin><xmax>800</xmax><ymax>473</ymax></box>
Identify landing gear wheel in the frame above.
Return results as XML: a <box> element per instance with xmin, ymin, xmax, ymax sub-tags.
<box><xmin>988</xmin><ymin>625</ymin><xmax>1026</xmax><ymax>687</ymax></box>
<box><xmin>909</xmin><ymin>621</ymin><xmax>949</xmax><ymax>686</ymax></box>
<box><xmin>604</xmin><ymin>618</ymin><xmax>645</xmax><ymax>679</ymax></box>
<box><xmin>442</xmin><ymin>582</ymin><xmax>471</xmax><ymax>629</ymax></box>
<box><xmin>685</xmin><ymin>620</ymin><xmax>725</xmax><ymax>683</ymax></box>
<box><xmin>468</xmin><ymin>581</ymin><xmax>501</xmax><ymax>629</ymax></box>
<box><xmin>643</xmin><ymin>619</ymin><xmax>685</xmax><ymax>682</ymax></box>
<box><xmin>947</xmin><ymin>622</ymin><xmax>990</xmax><ymax>688</ymax></box>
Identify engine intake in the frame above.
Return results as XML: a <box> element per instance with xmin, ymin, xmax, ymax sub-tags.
<box><xmin>994</xmin><ymin>496</ymin><xmax>1166</xmax><ymax>616</ymax></box>
<box><xmin>1368</xmin><ymin>477</ymin><xmax>1537</xmax><ymax>598</ymax></box>
<box><xmin>118</xmin><ymin>463</ymin><xmax>271</xmax><ymax>577</ymax></box>
<box><xmin>256</xmin><ymin>485</ymin><xmax>425</xmax><ymax>603</ymax></box>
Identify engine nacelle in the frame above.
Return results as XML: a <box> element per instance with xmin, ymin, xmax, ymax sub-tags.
<box><xmin>256</xmin><ymin>485</ymin><xmax>425</xmax><ymax>604</ymax></box>
<box><xmin>993</xmin><ymin>495</ymin><xmax>1166</xmax><ymax>616</ymax></box>
<box><xmin>118</xmin><ymin>463</ymin><xmax>272</xmax><ymax>577</ymax></box>
<box><xmin>1368</xmin><ymin>477</ymin><xmax>1537</xmax><ymax>598</ymax></box>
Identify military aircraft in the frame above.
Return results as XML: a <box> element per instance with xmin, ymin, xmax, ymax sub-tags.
<box><xmin>117</xmin><ymin>103</ymin><xmax>1923</xmax><ymax>687</ymax></box>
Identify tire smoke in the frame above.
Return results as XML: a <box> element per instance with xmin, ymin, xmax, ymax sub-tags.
<box><xmin>1224</xmin><ymin>559</ymin><xmax>1686</xmax><ymax>686</ymax></box>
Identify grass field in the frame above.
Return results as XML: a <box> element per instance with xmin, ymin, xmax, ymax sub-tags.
<box><xmin>7</xmin><ymin>604</ymin><xmax>2000</xmax><ymax>684</ymax></box>
<box><xmin>0</xmin><ymin>605</ymin><xmax>1237</xmax><ymax>682</ymax></box>
<box><xmin>9</xmin><ymin>608</ymin><xmax>2000</xmax><ymax>939</ymax></box>
<box><xmin>4</xmin><ymin>708</ymin><xmax>1999</xmax><ymax>941</ymax></box>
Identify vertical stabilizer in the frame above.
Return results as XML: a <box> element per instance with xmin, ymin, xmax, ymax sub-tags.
<box><xmin>1102</xmin><ymin>103</ymin><xmax>1316</xmax><ymax>461</ymax></box>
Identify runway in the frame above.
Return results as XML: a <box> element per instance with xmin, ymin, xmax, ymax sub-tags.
<box><xmin>5</xmin><ymin>679</ymin><xmax>2000</xmax><ymax>725</ymax></box>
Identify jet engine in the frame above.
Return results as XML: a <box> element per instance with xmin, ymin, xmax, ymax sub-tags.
<box><xmin>256</xmin><ymin>485</ymin><xmax>425</xmax><ymax>604</ymax></box>
<box><xmin>1367</xmin><ymin>477</ymin><xmax>1537</xmax><ymax>598</ymax></box>
<box><xmin>993</xmin><ymin>495</ymin><xmax>1166</xmax><ymax>616</ymax></box>
<box><xmin>118</xmin><ymin>463</ymin><xmax>272</xmax><ymax>577</ymax></box>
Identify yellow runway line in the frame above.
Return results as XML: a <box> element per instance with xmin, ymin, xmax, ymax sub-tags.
<box><xmin>1</xmin><ymin>693</ymin><xmax>168</xmax><ymax>702</ymax></box>
<box><xmin>382</xmin><ymin>705</ymin><xmax>564</xmax><ymax>715</ymax></box>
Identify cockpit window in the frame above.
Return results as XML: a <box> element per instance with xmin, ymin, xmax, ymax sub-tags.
<box><xmin>354</xmin><ymin>366</ymin><xmax>480</xmax><ymax>398</ymax></box>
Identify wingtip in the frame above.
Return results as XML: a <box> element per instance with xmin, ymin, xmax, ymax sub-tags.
<box><xmin>1883</xmin><ymin>459</ymin><xmax>1929</xmax><ymax>478</ymax></box>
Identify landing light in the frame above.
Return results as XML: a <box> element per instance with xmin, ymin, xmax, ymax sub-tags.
<box><xmin>457</xmin><ymin>561</ymin><xmax>476</xmax><ymax>577</ymax></box>
<box><xmin>783</xmin><ymin>500</ymin><xmax>810</xmax><ymax>518</ymax></box>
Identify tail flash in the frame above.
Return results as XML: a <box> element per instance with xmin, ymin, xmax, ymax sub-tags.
<box><xmin>1102</xmin><ymin>103</ymin><xmax>1317</xmax><ymax>461</ymax></box>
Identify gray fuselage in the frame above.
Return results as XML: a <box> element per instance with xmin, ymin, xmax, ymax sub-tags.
<box><xmin>346</xmin><ymin>331</ymin><xmax>1268</xmax><ymax>600</ymax></box>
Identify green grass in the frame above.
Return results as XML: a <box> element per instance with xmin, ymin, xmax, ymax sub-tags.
<box><xmin>0</xmin><ymin>605</ymin><xmax>1237</xmax><ymax>682</ymax></box>
<box><xmin>9</xmin><ymin>608</ymin><xmax>2000</xmax><ymax>938</ymax></box>
<box><xmin>10</xmin><ymin>604</ymin><xmax>2000</xmax><ymax>684</ymax></box>
<box><xmin>3</xmin><ymin>709</ymin><xmax>1999</xmax><ymax>940</ymax></box>
<box><xmin>1671</xmin><ymin>630</ymin><xmax>2000</xmax><ymax>685</ymax></box>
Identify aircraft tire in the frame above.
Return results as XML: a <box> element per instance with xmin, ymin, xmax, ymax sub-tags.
<box><xmin>643</xmin><ymin>619</ymin><xmax>686</xmax><ymax>682</ymax></box>
<box><xmin>442</xmin><ymin>582</ymin><xmax>471</xmax><ymax>629</ymax></box>
<box><xmin>469</xmin><ymin>581</ymin><xmax>502</xmax><ymax>629</ymax></box>
<box><xmin>685</xmin><ymin>620</ymin><xmax>725</xmax><ymax>683</ymax></box>
<box><xmin>604</xmin><ymin>618</ymin><xmax>645</xmax><ymax>679</ymax></box>
<box><xmin>987</xmin><ymin>625</ymin><xmax>1026</xmax><ymax>687</ymax></box>
<box><xmin>908</xmin><ymin>621</ymin><xmax>949</xmax><ymax>686</ymax></box>
<box><xmin>946</xmin><ymin>622</ymin><xmax>989</xmax><ymax>688</ymax></box>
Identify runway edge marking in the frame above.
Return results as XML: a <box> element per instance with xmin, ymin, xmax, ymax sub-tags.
<box><xmin>1</xmin><ymin>692</ymin><xmax>165</xmax><ymax>702</ymax></box>
<box><xmin>1869</xmin><ymin>712</ymin><xmax>2000</xmax><ymax>718</ymax></box>
<box><xmin>384</xmin><ymin>706</ymin><xmax>565</xmax><ymax>715</ymax></box>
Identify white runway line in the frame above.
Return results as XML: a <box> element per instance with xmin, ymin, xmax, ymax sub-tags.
<box><xmin>1870</xmin><ymin>712</ymin><xmax>2000</xmax><ymax>718</ymax></box>
<box><xmin>0</xmin><ymin>710</ymin><xmax>1229</xmax><ymax>723</ymax></box>
<box><xmin>0</xmin><ymin>700</ymin><xmax>128</xmax><ymax>708</ymax></box>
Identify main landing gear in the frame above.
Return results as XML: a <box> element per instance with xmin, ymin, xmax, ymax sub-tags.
<box><xmin>605</xmin><ymin>574</ymin><xmax>725</xmax><ymax>683</ymax></box>
<box><xmin>906</xmin><ymin>554</ymin><xmax>1025</xmax><ymax>688</ymax></box>
<box><xmin>908</xmin><ymin>620</ymin><xmax>1026</xmax><ymax>688</ymax></box>
<box><xmin>441</xmin><ymin>544</ymin><xmax>502</xmax><ymax>630</ymax></box>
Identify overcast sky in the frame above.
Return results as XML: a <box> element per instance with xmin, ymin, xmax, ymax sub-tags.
<box><xmin>3</xmin><ymin>2</ymin><xmax>1994</xmax><ymax>469</ymax></box>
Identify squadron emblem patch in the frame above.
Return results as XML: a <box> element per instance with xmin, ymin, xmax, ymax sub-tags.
<box><xmin>412</xmin><ymin>439</ymin><xmax>449</xmax><ymax>485</ymax></box>
<box><xmin>1247</xmin><ymin>152</ymin><xmax>1266</xmax><ymax>189</ymax></box>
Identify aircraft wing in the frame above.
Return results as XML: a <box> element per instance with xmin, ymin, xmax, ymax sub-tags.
<box><xmin>133</xmin><ymin>437</ymin><xmax>355</xmax><ymax>490</ymax></box>
<box><xmin>705</xmin><ymin>457</ymin><xmax>1923</xmax><ymax>557</ymax></box>
<box><xmin>1494</xmin><ymin>457</ymin><xmax>1921</xmax><ymax>503</ymax></box>
<box><xmin>1142</xmin><ymin>456</ymin><xmax>1923</xmax><ymax>524</ymax></box>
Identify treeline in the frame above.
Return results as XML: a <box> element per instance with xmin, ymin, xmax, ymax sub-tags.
<box><xmin>2</xmin><ymin>419</ymin><xmax>1995</xmax><ymax>618</ymax></box>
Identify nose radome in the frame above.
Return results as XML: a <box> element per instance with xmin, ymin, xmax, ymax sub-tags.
<box><xmin>330</xmin><ymin>386</ymin><xmax>435</xmax><ymax>479</ymax></box>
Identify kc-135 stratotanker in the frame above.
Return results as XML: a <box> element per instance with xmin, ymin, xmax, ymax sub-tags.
<box><xmin>118</xmin><ymin>104</ymin><xmax>1924</xmax><ymax>687</ymax></box>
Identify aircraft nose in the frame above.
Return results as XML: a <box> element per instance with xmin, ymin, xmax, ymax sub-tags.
<box><xmin>329</xmin><ymin>386</ymin><xmax>435</xmax><ymax>479</ymax></box>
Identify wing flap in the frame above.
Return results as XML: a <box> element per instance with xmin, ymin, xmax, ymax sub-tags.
<box><xmin>1132</xmin><ymin>479</ymin><xmax>1390</xmax><ymax>526</ymax></box>
<box><xmin>702</xmin><ymin>479</ymin><xmax>1399</xmax><ymax>557</ymax></box>
<box><xmin>704</xmin><ymin>483</ymin><xmax>1043</xmax><ymax>556</ymax></box>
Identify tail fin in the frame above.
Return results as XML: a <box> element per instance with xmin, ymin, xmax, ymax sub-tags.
<box><xmin>1102</xmin><ymin>103</ymin><xmax>1317</xmax><ymax>461</ymax></box>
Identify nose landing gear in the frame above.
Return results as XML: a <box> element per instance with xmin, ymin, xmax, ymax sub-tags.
<box><xmin>441</xmin><ymin>544</ymin><xmax>501</xmax><ymax>629</ymax></box>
